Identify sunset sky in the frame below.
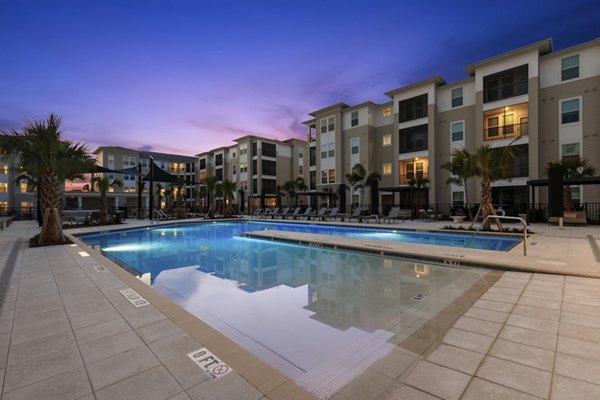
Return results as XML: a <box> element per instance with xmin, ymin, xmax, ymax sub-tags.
<box><xmin>1</xmin><ymin>0</ymin><xmax>599</xmax><ymax>155</ymax></box>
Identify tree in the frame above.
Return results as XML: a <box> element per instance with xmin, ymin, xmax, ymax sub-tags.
<box><xmin>0</xmin><ymin>114</ymin><xmax>94</xmax><ymax>244</ymax></box>
<box><xmin>294</xmin><ymin>177</ymin><xmax>307</xmax><ymax>206</ymax></box>
<box><xmin>282</xmin><ymin>181</ymin><xmax>296</xmax><ymax>206</ymax></box>
<box><xmin>346</xmin><ymin>163</ymin><xmax>366</xmax><ymax>208</ymax></box>
<box><xmin>547</xmin><ymin>157</ymin><xmax>595</xmax><ymax>211</ymax></box>
<box><xmin>154</xmin><ymin>183</ymin><xmax>163</xmax><ymax>210</ymax></box>
<box><xmin>221</xmin><ymin>179</ymin><xmax>237</xmax><ymax>217</ymax></box>
<box><xmin>174</xmin><ymin>177</ymin><xmax>186</xmax><ymax>218</ymax></box>
<box><xmin>363</xmin><ymin>170</ymin><xmax>382</xmax><ymax>209</ymax></box>
<box><xmin>470</xmin><ymin>144</ymin><xmax>515</xmax><ymax>231</ymax></box>
<box><xmin>204</xmin><ymin>176</ymin><xmax>218</xmax><ymax>217</ymax></box>
<box><xmin>442</xmin><ymin>148</ymin><xmax>477</xmax><ymax>220</ymax></box>
<box><xmin>237</xmin><ymin>188</ymin><xmax>245</xmax><ymax>213</ymax></box>
<box><xmin>92</xmin><ymin>176</ymin><xmax>123</xmax><ymax>224</ymax></box>
<box><xmin>322</xmin><ymin>186</ymin><xmax>338</xmax><ymax>207</ymax></box>
<box><xmin>408</xmin><ymin>176</ymin><xmax>429</xmax><ymax>215</ymax></box>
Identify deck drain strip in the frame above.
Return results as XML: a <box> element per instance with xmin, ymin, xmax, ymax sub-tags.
<box><xmin>0</xmin><ymin>240</ymin><xmax>21</xmax><ymax>312</ymax></box>
<box><xmin>588</xmin><ymin>235</ymin><xmax>600</xmax><ymax>263</ymax></box>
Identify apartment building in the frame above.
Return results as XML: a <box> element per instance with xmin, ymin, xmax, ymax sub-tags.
<box><xmin>0</xmin><ymin>157</ymin><xmax>36</xmax><ymax>215</ymax></box>
<box><xmin>302</xmin><ymin>37</ymin><xmax>600</xmax><ymax>215</ymax></box>
<box><xmin>197</xmin><ymin>135</ymin><xmax>306</xmax><ymax>211</ymax></box>
<box><xmin>64</xmin><ymin>146</ymin><xmax>197</xmax><ymax>215</ymax></box>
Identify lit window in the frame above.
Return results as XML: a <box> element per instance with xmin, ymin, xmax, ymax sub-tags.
<box><xmin>0</xmin><ymin>183</ymin><xmax>7</xmax><ymax>193</ymax></box>
<box><xmin>383</xmin><ymin>108</ymin><xmax>391</xmax><ymax>117</ymax></box>
<box><xmin>20</xmin><ymin>182</ymin><xmax>28</xmax><ymax>192</ymax></box>
<box><xmin>451</xmin><ymin>121</ymin><xmax>464</xmax><ymax>142</ymax></box>
<box><xmin>0</xmin><ymin>165</ymin><xmax>8</xmax><ymax>174</ymax></box>
<box><xmin>451</xmin><ymin>87</ymin><xmax>463</xmax><ymax>107</ymax></box>
<box><xmin>351</xmin><ymin>111</ymin><xmax>359</xmax><ymax>127</ymax></box>
<box><xmin>382</xmin><ymin>134</ymin><xmax>392</xmax><ymax>146</ymax></box>
<box><xmin>20</xmin><ymin>201</ymin><xmax>31</xmax><ymax>209</ymax></box>
<box><xmin>328</xmin><ymin>169</ymin><xmax>335</xmax><ymax>183</ymax></box>
<box><xmin>351</xmin><ymin>138</ymin><xmax>359</xmax><ymax>155</ymax></box>
<box><xmin>561</xmin><ymin>55</ymin><xmax>579</xmax><ymax>81</ymax></box>
<box><xmin>321</xmin><ymin>170</ymin><xmax>327</xmax><ymax>184</ymax></box>
<box><xmin>383</xmin><ymin>163</ymin><xmax>392</xmax><ymax>175</ymax></box>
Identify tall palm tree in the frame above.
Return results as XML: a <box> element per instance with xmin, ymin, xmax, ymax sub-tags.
<box><xmin>322</xmin><ymin>186</ymin><xmax>338</xmax><ymax>207</ymax></box>
<box><xmin>92</xmin><ymin>176</ymin><xmax>123</xmax><ymax>224</ymax></box>
<box><xmin>237</xmin><ymin>188</ymin><xmax>245</xmax><ymax>214</ymax></box>
<box><xmin>221</xmin><ymin>179</ymin><xmax>237</xmax><ymax>217</ymax></box>
<box><xmin>282</xmin><ymin>180</ymin><xmax>296</xmax><ymax>206</ymax></box>
<box><xmin>294</xmin><ymin>177</ymin><xmax>307</xmax><ymax>206</ymax></box>
<box><xmin>408</xmin><ymin>176</ymin><xmax>429</xmax><ymax>214</ymax></box>
<box><xmin>363</xmin><ymin>170</ymin><xmax>382</xmax><ymax>209</ymax></box>
<box><xmin>471</xmin><ymin>144</ymin><xmax>515</xmax><ymax>230</ymax></box>
<box><xmin>0</xmin><ymin>114</ymin><xmax>94</xmax><ymax>244</ymax></box>
<box><xmin>175</xmin><ymin>177</ymin><xmax>186</xmax><ymax>218</ymax></box>
<box><xmin>346</xmin><ymin>163</ymin><xmax>366</xmax><ymax>208</ymax></box>
<box><xmin>442</xmin><ymin>148</ymin><xmax>477</xmax><ymax>220</ymax></box>
<box><xmin>204</xmin><ymin>176</ymin><xmax>218</xmax><ymax>217</ymax></box>
<box><xmin>547</xmin><ymin>157</ymin><xmax>595</xmax><ymax>211</ymax></box>
<box><xmin>154</xmin><ymin>183</ymin><xmax>163</xmax><ymax>210</ymax></box>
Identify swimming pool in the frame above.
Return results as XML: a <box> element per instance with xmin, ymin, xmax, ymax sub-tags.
<box><xmin>80</xmin><ymin>221</ymin><xmax>499</xmax><ymax>398</ymax></box>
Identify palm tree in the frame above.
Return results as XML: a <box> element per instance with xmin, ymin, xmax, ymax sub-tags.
<box><xmin>204</xmin><ymin>176</ymin><xmax>218</xmax><ymax>217</ymax></box>
<box><xmin>0</xmin><ymin>114</ymin><xmax>94</xmax><ymax>244</ymax></box>
<box><xmin>470</xmin><ymin>144</ymin><xmax>515</xmax><ymax>231</ymax></box>
<box><xmin>547</xmin><ymin>157</ymin><xmax>595</xmax><ymax>211</ymax></box>
<box><xmin>92</xmin><ymin>176</ymin><xmax>123</xmax><ymax>224</ymax></box>
<box><xmin>346</xmin><ymin>163</ymin><xmax>366</xmax><ymax>208</ymax></box>
<box><xmin>363</xmin><ymin>170</ymin><xmax>382</xmax><ymax>209</ymax></box>
<box><xmin>237</xmin><ymin>188</ymin><xmax>245</xmax><ymax>214</ymax></box>
<box><xmin>322</xmin><ymin>186</ymin><xmax>338</xmax><ymax>207</ymax></box>
<box><xmin>294</xmin><ymin>177</ymin><xmax>307</xmax><ymax>206</ymax></box>
<box><xmin>154</xmin><ymin>183</ymin><xmax>163</xmax><ymax>210</ymax></box>
<box><xmin>408</xmin><ymin>176</ymin><xmax>429</xmax><ymax>214</ymax></box>
<box><xmin>282</xmin><ymin>180</ymin><xmax>296</xmax><ymax>206</ymax></box>
<box><xmin>442</xmin><ymin>148</ymin><xmax>477</xmax><ymax>220</ymax></box>
<box><xmin>175</xmin><ymin>177</ymin><xmax>186</xmax><ymax>218</ymax></box>
<box><xmin>221</xmin><ymin>179</ymin><xmax>237</xmax><ymax>217</ymax></box>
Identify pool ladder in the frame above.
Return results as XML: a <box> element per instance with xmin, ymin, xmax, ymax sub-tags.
<box><xmin>466</xmin><ymin>215</ymin><xmax>528</xmax><ymax>256</ymax></box>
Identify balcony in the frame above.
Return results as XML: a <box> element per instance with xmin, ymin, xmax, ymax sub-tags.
<box><xmin>512</xmin><ymin>163</ymin><xmax>529</xmax><ymax>178</ymax></box>
<box><xmin>399</xmin><ymin>172</ymin><xmax>429</xmax><ymax>186</ymax></box>
<box><xmin>483</xmin><ymin>65</ymin><xmax>528</xmax><ymax>103</ymax></box>
<box><xmin>484</xmin><ymin>121</ymin><xmax>528</xmax><ymax>141</ymax></box>
<box><xmin>399</xmin><ymin>124</ymin><xmax>428</xmax><ymax>154</ymax></box>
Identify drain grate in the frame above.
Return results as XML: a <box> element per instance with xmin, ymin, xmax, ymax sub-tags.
<box><xmin>588</xmin><ymin>235</ymin><xmax>600</xmax><ymax>264</ymax></box>
<box><xmin>0</xmin><ymin>240</ymin><xmax>21</xmax><ymax>312</ymax></box>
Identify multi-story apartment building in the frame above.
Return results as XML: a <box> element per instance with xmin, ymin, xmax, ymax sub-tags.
<box><xmin>302</xmin><ymin>37</ymin><xmax>600</xmax><ymax>216</ymax></box>
<box><xmin>0</xmin><ymin>157</ymin><xmax>36</xmax><ymax>215</ymax></box>
<box><xmin>197</xmin><ymin>135</ymin><xmax>306</xmax><ymax>211</ymax></box>
<box><xmin>64</xmin><ymin>146</ymin><xmax>197</xmax><ymax>215</ymax></box>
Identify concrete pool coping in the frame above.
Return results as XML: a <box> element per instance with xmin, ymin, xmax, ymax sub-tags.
<box><xmin>68</xmin><ymin>232</ymin><xmax>317</xmax><ymax>400</ymax></box>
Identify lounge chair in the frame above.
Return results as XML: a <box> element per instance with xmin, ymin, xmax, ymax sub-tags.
<box><xmin>275</xmin><ymin>207</ymin><xmax>289</xmax><ymax>218</ymax></box>
<box><xmin>266</xmin><ymin>207</ymin><xmax>280</xmax><ymax>219</ymax></box>
<box><xmin>347</xmin><ymin>207</ymin><xmax>364</xmax><ymax>222</ymax></box>
<box><xmin>312</xmin><ymin>207</ymin><xmax>329</xmax><ymax>221</ymax></box>
<box><xmin>323</xmin><ymin>207</ymin><xmax>338</xmax><ymax>221</ymax></box>
<box><xmin>297</xmin><ymin>207</ymin><xmax>313</xmax><ymax>220</ymax></box>
<box><xmin>381</xmin><ymin>207</ymin><xmax>402</xmax><ymax>224</ymax></box>
<box><xmin>252</xmin><ymin>208</ymin><xmax>264</xmax><ymax>219</ymax></box>
<box><xmin>286</xmin><ymin>207</ymin><xmax>302</xmax><ymax>219</ymax></box>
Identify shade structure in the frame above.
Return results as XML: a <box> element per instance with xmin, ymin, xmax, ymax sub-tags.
<box><xmin>86</xmin><ymin>164</ymin><xmax>121</xmax><ymax>174</ymax></box>
<box><xmin>142</xmin><ymin>162</ymin><xmax>178</xmax><ymax>183</ymax></box>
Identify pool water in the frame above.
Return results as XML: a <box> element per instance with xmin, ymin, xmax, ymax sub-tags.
<box><xmin>80</xmin><ymin>221</ymin><xmax>498</xmax><ymax>398</ymax></box>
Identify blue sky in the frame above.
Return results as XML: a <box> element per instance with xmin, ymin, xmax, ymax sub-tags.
<box><xmin>1</xmin><ymin>0</ymin><xmax>599</xmax><ymax>155</ymax></box>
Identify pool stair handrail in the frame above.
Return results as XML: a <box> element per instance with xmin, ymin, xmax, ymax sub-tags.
<box><xmin>467</xmin><ymin>215</ymin><xmax>528</xmax><ymax>256</ymax></box>
<box><xmin>152</xmin><ymin>209</ymin><xmax>169</xmax><ymax>222</ymax></box>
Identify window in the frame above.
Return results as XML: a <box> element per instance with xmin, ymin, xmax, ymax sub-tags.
<box><xmin>351</xmin><ymin>138</ymin><xmax>359</xmax><ymax>155</ymax></box>
<box><xmin>320</xmin><ymin>119</ymin><xmax>327</xmax><ymax>134</ymax></box>
<box><xmin>107</xmin><ymin>154</ymin><xmax>114</xmax><ymax>165</ymax></box>
<box><xmin>562</xmin><ymin>143</ymin><xmax>580</xmax><ymax>162</ymax></box>
<box><xmin>298</xmin><ymin>148</ymin><xmax>304</xmax><ymax>159</ymax></box>
<box><xmin>399</xmin><ymin>124</ymin><xmax>428</xmax><ymax>153</ymax></box>
<box><xmin>232</xmin><ymin>165</ymin><xmax>236</xmax><ymax>175</ymax></box>
<box><xmin>383</xmin><ymin>107</ymin><xmax>391</xmax><ymax>117</ymax></box>
<box><xmin>561</xmin><ymin>55</ymin><xmax>579</xmax><ymax>81</ymax></box>
<box><xmin>451</xmin><ymin>121</ymin><xmax>464</xmax><ymax>142</ymax></box>
<box><xmin>503</xmin><ymin>114</ymin><xmax>514</xmax><ymax>135</ymax></box>
<box><xmin>383</xmin><ymin>163</ymin><xmax>392</xmax><ymax>175</ymax></box>
<box><xmin>452</xmin><ymin>191</ymin><xmax>464</xmax><ymax>206</ymax></box>
<box><xmin>382</xmin><ymin>134</ymin><xmax>392</xmax><ymax>146</ymax></box>
<box><xmin>321</xmin><ymin>170</ymin><xmax>327</xmax><ymax>184</ymax></box>
<box><xmin>399</xmin><ymin>94</ymin><xmax>427</xmax><ymax>123</ymax></box>
<box><xmin>179</xmin><ymin>164</ymin><xmax>185</xmax><ymax>173</ymax></box>
<box><xmin>309</xmin><ymin>147</ymin><xmax>316</xmax><ymax>166</ymax></box>
<box><xmin>215</xmin><ymin>154</ymin><xmax>223</xmax><ymax>166</ymax></box>
<box><xmin>321</xmin><ymin>145</ymin><xmax>328</xmax><ymax>159</ymax></box>
<box><xmin>487</xmin><ymin>116</ymin><xmax>499</xmax><ymax>137</ymax></box>
<box><xmin>232</xmin><ymin>151</ymin><xmax>236</xmax><ymax>158</ymax></box>
<box><xmin>451</xmin><ymin>87</ymin><xmax>463</xmax><ymax>108</ymax></box>
<box><xmin>328</xmin><ymin>143</ymin><xmax>335</xmax><ymax>158</ymax></box>
<box><xmin>298</xmin><ymin>165</ymin><xmax>303</xmax><ymax>176</ymax></box>
<box><xmin>571</xmin><ymin>186</ymin><xmax>581</xmax><ymax>203</ymax></box>
<box><xmin>262</xmin><ymin>160</ymin><xmax>276</xmax><ymax>176</ymax></box>
<box><xmin>0</xmin><ymin>183</ymin><xmax>7</xmax><ymax>193</ymax></box>
<box><xmin>328</xmin><ymin>169</ymin><xmax>335</xmax><ymax>183</ymax></box>
<box><xmin>328</xmin><ymin>116</ymin><xmax>335</xmax><ymax>131</ymax></box>
<box><xmin>0</xmin><ymin>165</ymin><xmax>7</xmax><ymax>174</ymax></box>
<box><xmin>561</xmin><ymin>99</ymin><xmax>580</xmax><ymax>124</ymax></box>
<box><xmin>170</xmin><ymin>163</ymin><xmax>177</xmax><ymax>172</ymax></box>
<box><xmin>351</xmin><ymin>111</ymin><xmax>359</xmax><ymax>127</ymax></box>
<box><xmin>263</xmin><ymin>142</ymin><xmax>277</xmax><ymax>157</ymax></box>
<box><xmin>199</xmin><ymin>159</ymin><xmax>206</xmax><ymax>169</ymax></box>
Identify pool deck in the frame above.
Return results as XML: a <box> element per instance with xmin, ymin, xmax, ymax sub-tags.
<box><xmin>0</xmin><ymin>218</ymin><xmax>599</xmax><ymax>399</ymax></box>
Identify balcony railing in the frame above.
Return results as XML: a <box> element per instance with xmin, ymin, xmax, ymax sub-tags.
<box><xmin>512</xmin><ymin>163</ymin><xmax>529</xmax><ymax>178</ymax></box>
<box><xmin>484</xmin><ymin>80</ymin><xmax>528</xmax><ymax>103</ymax></box>
<box><xmin>484</xmin><ymin>121</ymin><xmax>528</xmax><ymax>141</ymax></box>
<box><xmin>399</xmin><ymin>172</ymin><xmax>429</xmax><ymax>185</ymax></box>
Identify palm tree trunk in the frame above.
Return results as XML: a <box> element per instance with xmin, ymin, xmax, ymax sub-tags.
<box><xmin>563</xmin><ymin>185</ymin><xmax>574</xmax><ymax>211</ymax></box>
<box><xmin>38</xmin><ymin>172</ymin><xmax>65</xmax><ymax>244</ymax></box>
<box><xmin>99</xmin><ymin>192</ymin><xmax>108</xmax><ymax>224</ymax></box>
<box><xmin>464</xmin><ymin>183</ymin><xmax>474</xmax><ymax>220</ymax></box>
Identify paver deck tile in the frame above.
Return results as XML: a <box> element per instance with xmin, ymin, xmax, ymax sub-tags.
<box><xmin>477</xmin><ymin>356</ymin><xmax>551</xmax><ymax>398</ymax></box>
<box><xmin>461</xmin><ymin>377</ymin><xmax>540</xmax><ymax>400</ymax></box>
<box><xmin>551</xmin><ymin>375</ymin><xmax>600</xmax><ymax>400</ymax></box>
<box><xmin>404</xmin><ymin>360</ymin><xmax>470</xmax><ymax>400</ymax></box>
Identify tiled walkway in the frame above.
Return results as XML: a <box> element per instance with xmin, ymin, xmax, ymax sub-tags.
<box><xmin>1</xmin><ymin>220</ymin><xmax>600</xmax><ymax>399</ymax></box>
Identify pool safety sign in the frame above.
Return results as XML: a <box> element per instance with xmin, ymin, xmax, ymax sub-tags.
<box><xmin>188</xmin><ymin>348</ymin><xmax>233</xmax><ymax>379</ymax></box>
<box><xmin>119</xmin><ymin>288</ymin><xmax>149</xmax><ymax>307</ymax></box>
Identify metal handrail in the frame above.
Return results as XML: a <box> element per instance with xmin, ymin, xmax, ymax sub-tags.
<box><xmin>481</xmin><ymin>215</ymin><xmax>528</xmax><ymax>256</ymax></box>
